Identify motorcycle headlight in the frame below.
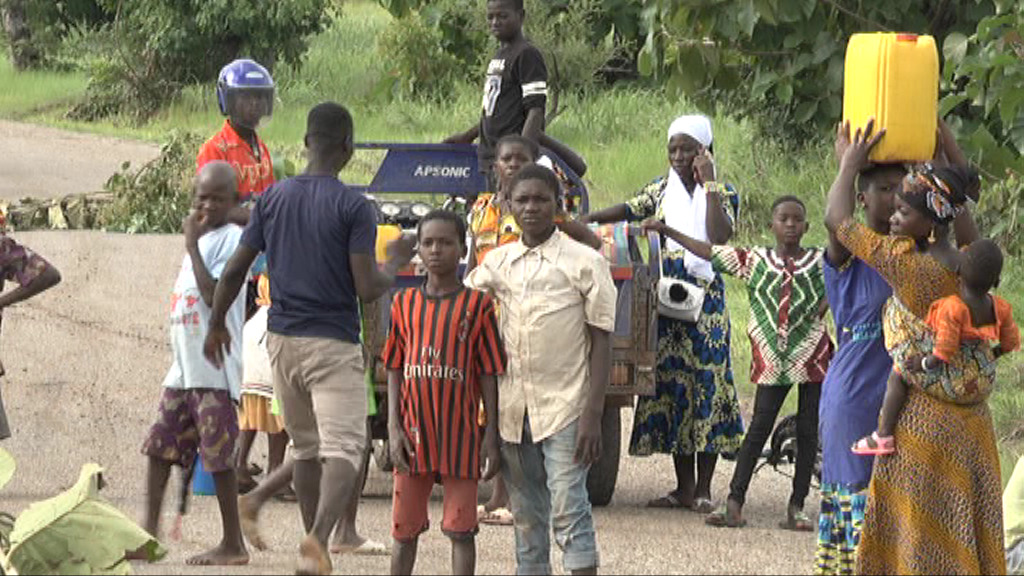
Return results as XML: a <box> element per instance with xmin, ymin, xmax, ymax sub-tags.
<box><xmin>410</xmin><ymin>203</ymin><xmax>432</xmax><ymax>218</ymax></box>
<box><xmin>379</xmin><ymin>202</ymin><xmax>401</xmax><ymax>218</ymax></box>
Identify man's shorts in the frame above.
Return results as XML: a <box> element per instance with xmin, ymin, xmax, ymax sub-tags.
<box><xmin>141</xmin><ymin>388</ymin><xmax>238</xmax><ymax>473</ymax></box>
<box><xmin>266</xmin><ymin>334</ymin><xmax>366</xmax><ymax>466</ymax></box>
<box><xmin>392</xmin><ymin>472</ymin><xmax>479</xmax><ymax>542</ymax></box>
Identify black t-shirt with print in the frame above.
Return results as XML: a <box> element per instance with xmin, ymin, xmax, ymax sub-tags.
<box><xmin>477</xmin><ymin>39</ymin><xmax>548</xmax><ymax>171</ymax></box>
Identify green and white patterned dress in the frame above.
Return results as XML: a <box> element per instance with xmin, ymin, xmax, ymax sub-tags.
<box><xmin>709</xmin><ymin>246</ymin><xmax>832</xmax><ymax>387</ymax></box>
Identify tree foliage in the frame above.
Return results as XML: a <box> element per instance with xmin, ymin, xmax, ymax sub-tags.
<box><xmin>939</xmin><ymin>2</ymin><xmax>1024</xmax><ymax>253</ymax></box>
<box><xmin>638</xmin><ymin>0</ymin><xmax>995</xmax><ymax>144</ymax></box>
<box><xmin>374</xmin><ymin>0</ymin><xmax>620</xmax><ymax>103</ymax></box>
<box><xmin>70</xmin><ymin>0</ymin><xmax>329</xmax><ymax>121</ymax></box>
<box><xmin>941</xmin><ymin>1</ymin><xmax>1024</xmax><ymax>176</ymax></box>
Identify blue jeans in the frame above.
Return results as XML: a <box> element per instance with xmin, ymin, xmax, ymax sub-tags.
<box><xmin>501</xmin><ymin>416</ymin><xmax>599</xmax><ymax>575</ymax></box>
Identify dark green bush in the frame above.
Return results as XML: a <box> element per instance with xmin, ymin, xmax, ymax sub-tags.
<box><xmin>374</xmin><ymin>0</ymin><xmax>617</xmax><ymax>103</ymax></box>
<box><xmin>69</xmin><ymin>0</ymin><xmax>330</xmax><ymax>121</ymax></box>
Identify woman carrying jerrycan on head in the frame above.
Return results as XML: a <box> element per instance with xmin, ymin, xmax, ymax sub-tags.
<box><xmin>826</xmin><ymin>116</ymin><xmax>1006</xmax><ymax>575</ymax></box>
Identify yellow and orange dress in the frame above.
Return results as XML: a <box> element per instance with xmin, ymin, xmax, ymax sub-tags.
<box><xmin>837</xmin><ymin>219</ymin><xmax>1005</xmax><ymax>575</ymax></box>
<box><xmin>469</xmin><ymin>193</ymin><xmax>522</xmax><ymax>266</ymax></box>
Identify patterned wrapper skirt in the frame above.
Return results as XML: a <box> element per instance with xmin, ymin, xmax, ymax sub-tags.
<box><xmin>884</xmin><ymin>296</ymin><xmax>997</xmax><ymax>405</ymax></box>
<box><xmin>816</xmin><ymin>483</ymin><xmax>866</xmax><ymax>575</ymax></box>
<box><xmin>856</xmin><ymin>387</ymin><xmax>1005</xmax><ymax>575</ymax></box>
<box><xmin>629</xmin><ymin>259</ymin><xmax>744</xmax><ymax>456</ymax></box>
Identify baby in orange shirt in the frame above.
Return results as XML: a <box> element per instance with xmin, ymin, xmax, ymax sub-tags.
<box><xmin>854</xmin><ymin>238</ymin><xmax>1020</xmax><ymax>455</ymax></box>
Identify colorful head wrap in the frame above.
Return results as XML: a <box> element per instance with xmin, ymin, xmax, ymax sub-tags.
<box><xmin>899</xmin><ymin>164</ymin><xmax>977</xmax><ymax>225</ymax></box>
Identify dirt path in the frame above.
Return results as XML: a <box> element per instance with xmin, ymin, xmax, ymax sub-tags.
<box><xmin>0</xmin><ymin>120</ymin><xmax>159</xmax><ymax>201</ymax></box>
<box><xmin>0</xmin><ymin>123</ymin><xmax>819</xmax><ymax>575</ymax></box>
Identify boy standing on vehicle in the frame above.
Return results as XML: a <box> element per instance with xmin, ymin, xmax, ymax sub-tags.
<box><xmin>384</xmin><ymin>210</ymin><xmax>505</xmax><ymax>575</ymax></box>
<box><xmin>140</xmin><ymin>161</ymin><xmax>248</xmax><ymax>566</ymax></box>
<box><xmin>204</xmin><ymin>102</ymin><xmax>414</xmax><ymax>576</ymax></box>
<box><xmin>465</xmin><ymin>165</ymin><xmax>615</xmax><ymax>575</ymax></box>
<box><xmin>445</xmin><ymin>0</ymin><xmax>547</xmax><ymax>180</ymax></box>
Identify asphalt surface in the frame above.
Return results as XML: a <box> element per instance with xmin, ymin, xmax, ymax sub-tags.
<box><xmin>0</xmin><ymin>120</ymin><xmax>158</xmax><ymax>201</ymax></box>
<box><xmin>0</xmin><ymin>122</ymin><xmax>818</xmax><ymax>574</ymax></box>
<box><xmin>0</xmin><ymin>230</ymin><xmax>819</xmax><ymax>575</ymax></box>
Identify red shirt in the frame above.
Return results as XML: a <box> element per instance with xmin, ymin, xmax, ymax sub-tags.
<box><xmin>382</xmin><ymin>286</ymin><xmax>506</xmax><ymax>478</ymax></box>
<box><xmin>196</xmin><ymin>120</ymin><xmax>274</xmax><ymax>202</ymax></box>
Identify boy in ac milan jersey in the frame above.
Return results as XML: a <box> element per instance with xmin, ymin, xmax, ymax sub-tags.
<box><xmin>382</xmin><ymin>210</ymin><xmax>505</xmax><ymax>575</ymax></box>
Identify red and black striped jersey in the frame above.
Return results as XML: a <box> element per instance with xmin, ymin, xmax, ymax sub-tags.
<box><xmin>382</xmin><ymin>286</ymin><xmax>506</xmax><ymax>478</ymax></box>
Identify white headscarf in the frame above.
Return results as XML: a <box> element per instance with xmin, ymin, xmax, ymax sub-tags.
<box><xmin>661</xmin><ymin>114</ymin><xmax>715</xmax><ymax>281</ymax></box>
<box><xmin>667</xmin><ymin>115</ymin><xmax>713</xmax><ymax>147</ymax></box>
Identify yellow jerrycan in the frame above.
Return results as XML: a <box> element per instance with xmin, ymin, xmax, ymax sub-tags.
<box><xmin>376</xmin><ymin>224</ymin><xmax>404</xmax><ymax>263</ymax></box>
<box><xmin>843</xmin><ymin>32</ymin><xmax>938</xmax><ymax>163</ymax></box>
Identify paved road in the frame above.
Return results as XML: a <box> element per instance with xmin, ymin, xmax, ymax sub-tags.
<box><xmin>0</xmin><ymin>122</ymin><xmax>818</xmax><ymax>574</ymax></box>
<box><xmin>0</xmin><ymin>120</ymin><xmax>158</xmax><ymax>201</ymax></box>
<box><xmin>0</xmin><ymin>231</ymin><xmax>818</xmax><ymax>575</ymax></box>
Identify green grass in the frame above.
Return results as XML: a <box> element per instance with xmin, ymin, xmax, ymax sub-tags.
<box><xmin>0</xmin><ymin>58</ymin><xmax>87</xmax><ymax>117</ymax></box>
<box><xmin>4</xmin><ymin>0</ymin><xmax>1024</xmax><ymax>471</ymax></box>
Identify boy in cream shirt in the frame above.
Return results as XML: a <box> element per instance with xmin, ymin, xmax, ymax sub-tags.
<box><xmin>465</xmin><ymin>164</ymin><xmax>616</xmax><ymax>575</ymax></box>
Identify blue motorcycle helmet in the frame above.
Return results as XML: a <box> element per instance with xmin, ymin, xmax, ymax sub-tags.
<box><xmin>216</xmin><ymin>59</ymin><xmax>274</xmax><ymax>128</ymax></box>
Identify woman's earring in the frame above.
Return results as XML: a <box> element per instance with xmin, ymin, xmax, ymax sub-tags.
<box><xmin>929</xmin><ymin>226</ymin><xmax>937</xmax><ymax>243</ymax></box>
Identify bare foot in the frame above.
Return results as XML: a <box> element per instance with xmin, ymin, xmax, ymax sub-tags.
<box><xmin>238</xmin><ymin>494</ymin><xmax>267</xmax><ymax>551</ymax></box>
<box><xmin>329</xmin><ymin>535</ymin><xmax>387</xmax><ymax>556</ymax></box>
<box><xmin>185</xmin><ymin>542</ymin><xmax>249</xmax><ymax>566</ymax></box>
<box><xmin>329</xmin><ymin>533</ymin><xmax>363</xmax><ymax>554</ymax></box>
<box><xmin>296</xmin><ymin>534</ymin><xmax>332</xmax><ymax>575</ymax></box>
<box><xmin>482</xmin><ymin>498</ymin><xmax>509</xmax><ymax>513</ymax></box>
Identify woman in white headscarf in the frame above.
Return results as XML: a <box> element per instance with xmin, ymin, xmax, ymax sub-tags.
<box><xmin>584</xmin><ymin>115</ymin><xmax>743</xmax><ymax>512</ymax></box>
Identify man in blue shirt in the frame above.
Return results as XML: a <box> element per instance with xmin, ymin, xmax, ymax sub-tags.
<box><xmin>205</xmin><ymin>102</ymin><xmax>414</xmax><ymax>575</ymax></box>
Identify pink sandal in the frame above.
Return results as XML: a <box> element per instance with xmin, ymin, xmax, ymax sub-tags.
<box><xmin>851</xmin><ymin>432</ymin><xmax>894</xmax><ymax>455</ymax></box>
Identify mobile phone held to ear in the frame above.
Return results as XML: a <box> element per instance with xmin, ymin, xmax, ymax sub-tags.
<box><xmin>693</xmin><ymin>147</ymin><xmax>716</xmax><ymax>185</ymax></box>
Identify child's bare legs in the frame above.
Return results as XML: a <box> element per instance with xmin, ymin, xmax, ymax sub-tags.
<box><xmin>186</xmin><ymin>469</ymin><xmax>249</xmax><ymax>566</ymax></box>
<box><xmin>267</xmin><ymin>430</ymin><xmax>290</xmax><ymax>498</ymax></box>
<box><xmin>877</xmin><ymin>370</ymin><xmax>908</xmax><ymax>438</ymax></box>
<box><xmin>391</xmin><ymin>531</ymin><xmax>476</xmax><ymax>574</ymax></box>
<box><xmin>240</xmin><ymin>448</ymin><xmax>378</xmax><ymax>554</ymax></box>
<box><xmin>144</xmin><ymin>456</ymin><xmax>173</xmax><ymax>537</ymax></box>
<box><xmin>127</xmin><ymin>456</ymin><xmax>173</xmax><ymax>561</ymax></box>
<box><xmin>330</xmin><ymin>439</ymin><xmax>373</xmax><ymax>552</ymax></box>
<box><xmin>236</xmin><ymin>429</ymin><xmax>258</xmax><ymax>489</ymax></box>
<box><xmin>267</xmin><ymin>431</ymin><xmax>288</xmax><ymax>472</ymax></box>
<box><xmin>452</xmin><ymin>536</ymin><xmax>476</xmax><ymax>575</ymax></box>
<box><xmin>852</xmin><ymin>370</ymin><xmax>906</xmax><ymax>454</ymax></box>
<box><xmin>238</xmin><ymin>457</ymin><xmax>295</xmax><ymax>550</ymax></box>
<box><xmin>391</xmin><ymin>537</ymin><xmax>418</xmax><ymax>575</ymax></box>
<box><xmin>483</xmin><ymin>476</ymin><xmax>510</xmax><ymax>513</ymax></box>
